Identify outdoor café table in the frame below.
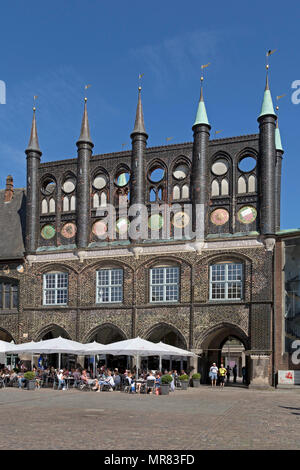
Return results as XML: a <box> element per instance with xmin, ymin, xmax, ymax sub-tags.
<box><xmin>64</xmin><ymin>376</ymin><xmax>75</xmax><ymax>390</ymax></box>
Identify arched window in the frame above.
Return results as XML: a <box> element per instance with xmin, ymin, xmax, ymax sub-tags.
<box><xmin>211</xmin><ymin>180</ymin><xmax>220</xmax><ymax>196</ymax></box>
<box><xmin>93</xmin><ymin>193</ymin><xmax>100</xmax><ymax>208</ymax></box>
<box><xmin>150</xmin><ymin>266</ymin><xmax>179</xmax><ymax>302</ymax></box>
<box><xmin>221</xmin><ymin>179</ymin><xmax>229</xmax><ymax>195</ymax></box>
<box><xmin>149</xmin><ymin>188</ymin><xmax>156</xmax><ymax>202</ymax></box>
<box><xmin>41</xmin><ymin>199</ymin><xmax>48</xmax><ymax>214</ymax></box>
<box><xmin>0</xmin><ymin>280</ymin><xmax>18</xmax><ymax>309</ymax></box>
<box><xmin>173</xmin><ymin>185</ymin><xmax>180</xmax><ymax>200</ymax></box>
<box><xmin>70</xmin><ymin>195</ymin><xmax>76</xmax><ymax>211</ymax></box>
<box><xmin>248</xmin><ymin>175</ymin><xmax>256</xmax><ymax>193</ymax></box>
<box><xmin>43</xmin><ymin>272</ymin><xmax>68</xmax><ymax>305</ymax></box>
<box><xmin>49</xmin><ymin>198</ymin><xmax>56</xmax><ymax>213</ymax></box>
<box><xmin>209</xmin><ymin>262</ymin><xmax>243</xmax><ymax>300</ymax></box>
<box><xmin>181</xmin><ymin>184</ymin><xmax>189</xmax><ymax>199</ymax></box>
<box><xmin>100</xmin><ymin>192</ymin><xmax>107</xmax><ymax>207</ymax></box>
<box><xmin>238</xmin><ymin>177</ymin><xmax>247</xmax><ymax>194</ymax></box>
<box><xmin>63</xmin><ymin>197</ymin><xmax>69</xmax><ymax>212</ymax></box>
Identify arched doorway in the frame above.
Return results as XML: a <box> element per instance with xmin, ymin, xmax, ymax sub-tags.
<box><xmin>0</xmin><ymin>328</ymin><xmax>14</xmax><ymax>342</ymax></box>
<box><xmin>199</xmin><ymin>324</ymin><xmax>249</xmax><ymax>386</ymax></box>
<box><xmin>145</xmin><ymin>323</ymin><xmax>188</xmax><ymax>372</ymax></box>
<box><xmin>35</xmin><ymin>324</ymin><xmax>72</xmax><ymax>370</ymax></box>
<box><xmin>85</xmin><ymin>324</ymin><xmax>127</xmax><ymax>372</ymax></box>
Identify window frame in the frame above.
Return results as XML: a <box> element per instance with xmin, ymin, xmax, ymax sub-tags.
<box><xmin>96</xmin><ymin>268</ymin><xmax>123</xmax><ymax>304</ymax></box>
<box><xmin>0</xmin><ymin>281</ymin><xmax>19</xmax><ymax>310</ymax></box>
<box><xmin>149</xmin><ymin>266</ymin><xmax>180</xmax><ymax>303</ymax></box>
<box><xmin>43</xmin><ymin>272</ymin><xmax>69</xmax><ymax>306</ymax></box>
<box><xmin>209</xmin><ymin>262</ymin><xmax>243</xmax><ymax>301</ymax></box>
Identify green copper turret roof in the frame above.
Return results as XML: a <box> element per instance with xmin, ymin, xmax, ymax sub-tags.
<box><xmin>193</xmin><ymin>87</ymin><xmax>210</xmax><ymax>127</ymax></box>
<box><xmin>275</xmin><ymin>119</ymin><xmax>283</xmax><ymax>151</ymax></box>
<box><xmin>259</xmin><ymin>73</ymin><xmax>276</xmax><ymax>118</ymax></box>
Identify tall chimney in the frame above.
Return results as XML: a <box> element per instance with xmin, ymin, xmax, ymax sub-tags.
<box><xmin>4</xmin><ymin>175</ymin><xmax>13</xmax><ymax>202</ymax></box>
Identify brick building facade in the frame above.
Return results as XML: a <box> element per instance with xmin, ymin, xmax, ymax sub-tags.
<box><xmin>0</xmin><ymin>73</ymin><xmax>285</xmax><ymax>386</ymax></box>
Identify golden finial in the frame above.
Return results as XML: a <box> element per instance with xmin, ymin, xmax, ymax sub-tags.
<box><xmin>84</xmin><ymin>97</ymin><xmax>87</xmax><ymax>102</ymax></box>
<box><xmin>138</xmin><ymin>86</ymin><xmax>142</xmax><ymax>91</ymax></box>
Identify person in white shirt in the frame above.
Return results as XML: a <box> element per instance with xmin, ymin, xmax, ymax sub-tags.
<box><xmin>209</xmin><ymin>363</ymin><xmax>218</xmax><ymax>387</ymax></box>
<box><xmin>57</xmin><ymin>370</ymin><xmax>66</xmax><ymax>390</ymax></box>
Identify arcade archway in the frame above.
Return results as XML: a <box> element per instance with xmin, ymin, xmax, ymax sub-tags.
<box><xmin>198</xmin><ymin>324</ymin><xmax>249</xmax><ymax>385</ymax></box>
<box><xmin>35</xmin><ymin>324</ymin><xmax>72</xmax><ymax>369</ymax></box>
<box><xmin>0</xmin><ymin>328</ymin><xmax>14</xmax><ymax>342</ymax></box>
<box><xmin>145</xmin><ymin>323</ymin><xmax>188</xmax><ymax>372</ymax></box>
<box><xmin>85</xmin><ymin>324</ymin><xmax>127</xmax><ymax>371</ymax></box>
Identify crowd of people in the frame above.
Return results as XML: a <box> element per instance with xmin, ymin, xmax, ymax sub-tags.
<box><xmin>0</xmin><ymin>364</ymin><xmax>187</xmax><ymax>393</ymax></box>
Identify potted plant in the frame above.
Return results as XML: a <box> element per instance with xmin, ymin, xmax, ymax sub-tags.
<box><xmin>24</xmin><ymin>371</ymin><xmax>36</xmax><ymax>390</ymax></box>
<box><xmin>179</xmin><ymin>374</ymin><xmax>189</xmax><ymax>390</ymax></box>
<box><xmin>160</xmin><ymin>374</ymin><xmax>173</xmax><ymax>395</ymax></box>
<box><xmin>192</xmin><ymin>373</ymin><xmax>201</xmax><ymax>387</ymax></box>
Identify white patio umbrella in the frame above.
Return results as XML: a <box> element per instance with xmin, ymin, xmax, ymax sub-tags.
<box><xmin>82</xmin><ymin>341</ymin><xmax>105</xmax><ymax>377</ymax></box>
<box><xmin>157</xmin><ymin>341</ymin><xmax>197</xmax><ymax>372</ymax></box>
<box><xmin>0</xmin><ymin>340</ymin><xmax>18</xmax><ymax>353</ymax></box>
<box><xmin>101</xmin><ymin>337</ymin><xmax>175</xmax><ymax>379</ymax></box>
<box><xmin>6</xmin><ymin>337</ymin><xmax>86</xmax><ymax>370</ymax></box>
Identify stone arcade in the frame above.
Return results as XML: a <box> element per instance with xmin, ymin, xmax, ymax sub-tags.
<box><xmin>0</xmin><ymin>72</ymin><xmax>285</xmax><ymax>387</ymax></box>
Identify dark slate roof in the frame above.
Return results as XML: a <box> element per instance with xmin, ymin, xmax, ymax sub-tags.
<box><xmin>0</xmin><ymin>188</ymin><xmax>26</xmax><ymax>260</ymax></box>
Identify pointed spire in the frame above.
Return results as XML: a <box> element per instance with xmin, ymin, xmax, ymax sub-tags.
<box><xmin>258</xmin><ymin>71</ymin><xmax>276</xmax><ymax>118</ymax></box>
<box><xmin>275</xmin><ymin>118</ymin><xmax>283</xmax><ymax>151</ymax></box>
<box><xmin>193</xmin><ymin>85</ymin><xmax>210</xmax><ymax>127</ymax></box>
<box><xmin>131</xmin><ymin>87</ymin><xmax>147</xmax><ymax>136</ymax></box>
<box><xmin>77</xmin><ymin>98</ymin><xmax>93</xmax><ymax>145</ymax></box>
<box><xmin>26</xmin><ymin>107</ymin><xmax>41</xmax><ymax>153</ymax></box>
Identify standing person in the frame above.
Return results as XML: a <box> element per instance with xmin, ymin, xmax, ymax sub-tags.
<box><xmin>242</xmin><ymin>366</ymin><xmax>247</xmax><ymax>384</ymax></box>
<box><xmin>226</xmin><ymin>365</ymin><xmax>231</xmax><ymax>383</ymax></box>
<box><xmin>219</xmin><ymin>364</ymin><xmax>227</xmax><ymax>388</ymax></box>
<box><xmin>209</xmin><ymin>363</ymin><xmax>218</xmax><ymax>387</ymax></box>
<box><xmin>233</xmin><ymin>364</ymin><xmax>237</xmax><ymax>383</ymax></box>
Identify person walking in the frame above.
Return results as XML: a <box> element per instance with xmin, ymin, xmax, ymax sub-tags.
<box><xmin>209</xmin><ymin>363</ymin><xmax>218</xmax><ymax>387</ymax></box>
<box><xmin>233</xmin><ymin>364</ymin><xmax>237</xmax><ymax>383</ymax></box>
<box><xmin>219</xmin><ymin>364</ymin><xmax>227</xmax><ymax>388</ymax></box>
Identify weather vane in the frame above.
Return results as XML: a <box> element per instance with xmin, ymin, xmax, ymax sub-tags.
<box><xmin>33</xmin><ymin>95</ymin><xmax>38</xmax><ymax>111</ymax></box>
<box><xmin>276</xmin><ymin>93</ymin><xmax>286</xmax><ymax>112</ymax></box>
<box><xmin>266</xmin><ymin>49</ymin><xmax>277</xmax><ymax>71</ymax></box>
<box><xmin>138</xmin><ymin>73</ymin><xmax>144</xmax><ymax>90</ymax></box>
<box><xmin>200</xmin><ymin>63</ymin><xmax>211</xmax><ymax>83</ymax></box>
<box><xmin>84</xmin><ymin>84</ymin><xmax>92</xmax><ymax>101</ymax></box>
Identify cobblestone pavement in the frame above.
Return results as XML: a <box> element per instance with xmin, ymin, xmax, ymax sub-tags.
<box><xmin>0</xmin><ymin>386</ymin><xmax>300</xmax><ymax>450</ymax></box>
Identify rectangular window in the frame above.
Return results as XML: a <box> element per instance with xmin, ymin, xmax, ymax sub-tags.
<box><xmin>0</xmin><ymin>282</ymin><xmax>18</xmax><ymax>310</ymax></box>
<box><xmin>210</xmin><ymin>263</ymin><xmax>243</xmax><ymax>300</ymax></box>
<box><xmin>96</xmin><ymin>269</ymin><xmax>123</xmax><ymax>303</ymax></box>
<box><xmin>150</xmin><ymin>267</ymin><xmax>179</xmax><ymax>303</ymax></box>
<box><xmin>43</xmin><ymin>273</ymin><xmax>68</xmax><ymax>305</ymax></box>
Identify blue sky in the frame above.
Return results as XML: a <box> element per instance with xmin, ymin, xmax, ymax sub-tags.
<box><xmin>0</xmin><ymin>0</ymin><xmax>299</xmax><ymax>229</ymax></box>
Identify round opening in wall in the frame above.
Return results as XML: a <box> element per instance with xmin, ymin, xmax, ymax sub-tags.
<box><xmin>238</xmin><ymin>156</ymin><xmax>256</xmax><ymax>173</ymax></box>
<box><xmin>41</xmin><ymin>178</ymin><xmax>56</xmax><ymax>196</ymax></box>
<box><xmin>149</xmin><ymin>166</ymin><xmax>165</xmax><ymax>183</ymax></box>
<box><xmin>173</xmin><ymin>163</ymin><xmax>189</xmax><ymax>180</ymax></box>
<box><xmin>62</xmin><ymin>178</ymin><xmax>76</xmax><ymax>194</ymax></box>
<box><xmin>93</xmin><ymin>174</ymin><xmax>107</xmax><ymax>190</ymax></box>
<box><xmin>116</xmin><ymin>172</ymin><xmax>130</xmax><ymax>187</ymax></box>
<box><xmin>211</xmin><ymin>159</ymin><xmax>228</xmax><ymax>176</ymax></box>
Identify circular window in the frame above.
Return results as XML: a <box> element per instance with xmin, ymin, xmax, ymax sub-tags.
<box><xmin>116</xmin><ymin>172</ymin><xmax>130</xmax><ymax>187</ymax></box>
<box><xmin>62</xmin><ymin>178</ymin><xmax>76</xmax><ymax>194</ymax></box>
<box><xmin>92</xmin><ymin>220</ymin><xmax>108</xmax><ymax>238</ymax></box>
<box><xmin>41</xmin><ymin>225</ymin><xmax>56</xmax><ymax>240</ymax></box>
<box><xmin>211</xmin><ymin>160</ymin><xmax>228</xmax><ymax>176</ymax></box>
<box><xmin>116</xmin><ymin>217</ymin><xmax>129</xmax><ymax>234</ymax></box>
<box><xmin>238</xmin><ymin>156</ymin><xmax>256</xmax><ymax>173</ymax></box>
<box><xmin>61</xmin><ymin>223</ymin><xmax>77</xmax><ymax>239</ymax></box>
<box><xmin>172</xmin><ymin>211</ymin><xmax>190</xmax><ymax>229</ymax></box>
<box><xmin>149</xmin><ymin>166</ymin><xmax>165</xmax><ymax>183</ymax></box>
<box><xmin>173</xmin><ymin>164</ymin><xmax>188</xmax><ymax>180</ymax></box>
<box><xmin>41</xmin><ymin>178</ymin><xmax>56</xmax><ymax>196</ymax></box>
<box><xmin>93</xmin><ymin>174</ymin><xmax>107</xmax><ymax>190</ymax></box>
<box><xmin>238</xmin><ymin>206</ymin><xmax>257</xmax><ymax>224</ymax></box>
<box><xmin>148</xmin><ymin>214</ymin><xmax>164</xmax><ymax>230</ymax></box>
<box><xmin>210</xmin><ymin>208</ymin><xmax>229</xmax><ymax>226</ymax></box>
